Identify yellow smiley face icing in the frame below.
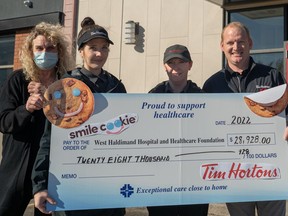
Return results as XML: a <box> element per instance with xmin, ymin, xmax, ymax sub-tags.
<box><xmin>43</xmin><ymin>78</ymin><xmax>94</xmax><ymax>128</ymax></box>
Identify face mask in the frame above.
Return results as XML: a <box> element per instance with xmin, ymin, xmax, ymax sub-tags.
<box><xmin>33</xmin><ymin>52</ymin><xmax>58</xmax><ymax>70</ymax></box>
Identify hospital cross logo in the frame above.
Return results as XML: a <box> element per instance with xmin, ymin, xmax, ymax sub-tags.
<box><xmin>120</xmin><ymin>184</ymin><xmax>134</xmax><ymax>198</ymax></box>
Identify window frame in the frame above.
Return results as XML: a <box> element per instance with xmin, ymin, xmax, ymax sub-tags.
<box><xmin>0</xmin><ymin>34</ymin><xmax>15</xmax><ymax>85</ymax></box>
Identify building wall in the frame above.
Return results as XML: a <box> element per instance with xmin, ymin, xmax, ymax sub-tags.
<box><xmin>76</xmin><ymin>0</ymin><xmax>223</xmax><ymax>92</ymax></box>
<box><xmin>14</xmin><ymin>31</ymin><xmax>30</xmax><ymax>70</ymax></box>
<box><xmin>0</xmin><ymin>0</ymin><xmax>63</xmax><ymax>20</ymax></box>
<box><xmin>63</xmin><ymin>0</ymin><xmax>78</xmax><ymax>55</ymax></box>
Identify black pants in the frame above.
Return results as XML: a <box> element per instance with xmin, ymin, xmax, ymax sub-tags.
<box><xmin>52</xmin><ymin>208</ymin><xmax>125</xmax><ymax>216</ymax></box>
<box><xmin>147</xmin><ymin>204</ymin><xmax>209</xmax><ymax>216</ymax></box>
<box><xmin>0</xmin><ymin>200</ymin><xmax>46</xmax><ymax>216</ymax></box>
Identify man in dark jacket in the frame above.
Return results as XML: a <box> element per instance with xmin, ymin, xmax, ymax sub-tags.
<box><xmin>203</xmin><ymin>21</ymin><xmax>286</xmax><ymax>216</ymax></box>
<box><xmin>147</xmin><ymin>44</ymin><xmax>209</xmax><ymax>216</ymax></box>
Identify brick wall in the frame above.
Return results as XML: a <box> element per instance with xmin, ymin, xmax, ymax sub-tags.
<box><xmin>63</xmin><ymin>0</ymin><xmax>77</xmax><ymax>58</ymax></box>
<box><xmin>13</xmin><ymin>30</ymin><xmax>30</xmax><ymax>70</ymax></box>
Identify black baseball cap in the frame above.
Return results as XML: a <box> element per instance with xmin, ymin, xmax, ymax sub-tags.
<box><xmin>77</xmin><ymin>26</ymin><xmax>114</xmax><ymax>49</ymax></box>
<box><xmin>163</xmin><ymin>44</ymin><xmax>192</xmax><ymax>63</ymax></box>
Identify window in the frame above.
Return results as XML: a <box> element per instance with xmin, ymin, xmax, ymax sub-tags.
<box><xmin>0</xmin><ymin>35</ymin><xmax>15</xmax><ymax>86</ymax></box>
<box><xmin>229</xmin><ymin>7</ymin><xmax>285</xmax><ymax>73</ymax></box>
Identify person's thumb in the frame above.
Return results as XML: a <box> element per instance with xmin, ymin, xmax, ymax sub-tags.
<box><xmin>46</xmin><ymin>196</ymin><xmax>56</xmax><ymax>205</ymax></box>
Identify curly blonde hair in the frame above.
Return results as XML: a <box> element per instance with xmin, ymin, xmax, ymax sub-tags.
<box><xmin>20</xmin><ymin>22</ymin><xmax>75</xmax><ymax>81</ymax></box>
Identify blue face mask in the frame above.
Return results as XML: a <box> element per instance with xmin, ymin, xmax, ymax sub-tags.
<box><xmin>33</xmin><ymin>52</ymin><xmax>58</xmax><ymax>70</ymax></box>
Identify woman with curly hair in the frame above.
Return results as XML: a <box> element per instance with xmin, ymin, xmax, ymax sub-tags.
<box><xmin>0</xmin><ymin>22</ymin><xmax>74</xmax><ymax>216</ymax></box>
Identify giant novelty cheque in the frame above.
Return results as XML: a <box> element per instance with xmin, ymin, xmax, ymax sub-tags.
<box><xmin>44</xmin><ymin>78</ymin><xmax>288</xmax><ymax>211</ymax></box>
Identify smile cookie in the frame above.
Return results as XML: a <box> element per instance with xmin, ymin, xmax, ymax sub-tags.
<box><xmin>43</xmin><ymin>78</ymin><xmax>94</xmax><ymax>128</ymax></box>
<box><xmin>244</xmin><ymin>84</ymin><xmax>288</xmax><ymax>117</ymax></box>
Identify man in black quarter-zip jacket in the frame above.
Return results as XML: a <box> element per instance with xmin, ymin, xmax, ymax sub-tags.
<box><xmin>203</xmin><ymin>21</ymin><xmax>286</xmax><ymax>216</ymax></box>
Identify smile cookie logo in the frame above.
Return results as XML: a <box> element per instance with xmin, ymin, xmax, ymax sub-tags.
<box><xmin>69</xmin><ymin>113</ymin><xmax>138</xmax><ymax>139</ymax></box>
<box><xmin>43</xmin><ymin>78</ymin><xmax>94</xmax><ymax>128</ymax></box>
<box><xmin>244</xmin><ymin>84</ymin><xmax>288</xmax><ymax>117</ymax></box>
